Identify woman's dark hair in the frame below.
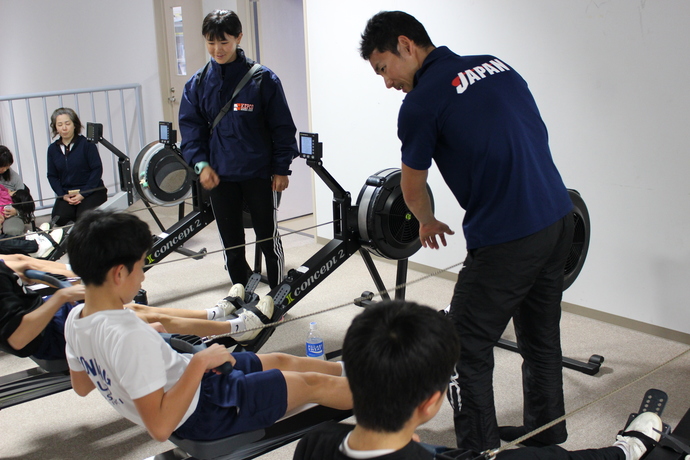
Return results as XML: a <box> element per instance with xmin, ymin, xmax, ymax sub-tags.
<box><xmin>0</xmin><ymin>145</ymin><xmax>13</xmax><ymax>181</ymax></box>
<box><xmin>360</xmin><ymin>11</ymin><xmax>434</xmax><ymax>60</ymax></box>
<box><xmin>202</xmin><ymin>10</ymin><xmax>242</xmax><ymax>41</ymax></box>
<box><xmin>50</xmin><ymin>107</ymin><xmax>82</xmax><ymax>139</ymax></box>
<box><xmin>11</xmin><ymin>187</ymin><xmax>35</xmax><ymax>224</ymax></box>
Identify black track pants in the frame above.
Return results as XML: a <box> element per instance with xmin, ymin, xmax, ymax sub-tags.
<box><xmin>209</xmin><ymin>178</ymin><xmax>284</xmax><ymax>288</ymax></box>
<box><xmin>448</xmin><ymin>213</ymin><xmax>574</xmax><ymax>451</ymax></box>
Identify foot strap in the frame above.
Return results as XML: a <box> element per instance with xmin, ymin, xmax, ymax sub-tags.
<box><xmin>37</xmin><ymin>227</ymin><xmax>62</xmax><ymax>248</ymax></box>
<box><xmin>619</xmin><ymin>430</ymin><xmax>658</xmax><ymax>452</ymax></box>
<box><xmin>242</xmin><ymin>302</ymin><xmax>271</xmax><ymax>324</ymax></box>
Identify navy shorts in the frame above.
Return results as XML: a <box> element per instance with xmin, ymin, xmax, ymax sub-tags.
<box><xmin>31</xmin><ymin>301</ymin><xmax>74</xmax><ymax>361</ymax></box>
<box><xmin>173</xmin><ymin>352</ymin><xmax>288</xmax><ymax>441</ymax></box>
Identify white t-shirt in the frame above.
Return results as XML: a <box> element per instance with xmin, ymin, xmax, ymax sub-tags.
<box><xmin>64</xmin><ymin>304</ymin><xmax>200</xmax><ymax>429</ymax></box>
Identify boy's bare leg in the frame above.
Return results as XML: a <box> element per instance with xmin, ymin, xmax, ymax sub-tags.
<box><xmin>258</xmin><ymin>352</ymin><xmax>343</xmax><ymax>376</ymax></box>
<box><xmin>257</xmin><ymin>353</ymin><xmax>352</xmax><ymax>412</ymax></box>
<box><xmin>282</xmin><ymin>372</ymin><xmax>352</xmax><ymax>411</ymax></box>
<box><xmin>127</xmin><ymin>305</ymin><xmax>235</xmax><ymax>337</ymax></box>
<box><xmin>126</xmin><ymin>303</ymin><xmax>207</xmax><ymax>320</ymax></box>
<box><xmin>154</xmin><ymin>316</ymin><xmax>234</xmax><ymax>336</ymax></box>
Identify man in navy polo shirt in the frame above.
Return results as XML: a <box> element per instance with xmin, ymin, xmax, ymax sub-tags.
<box><xmin>359</xmin><ymin>11</ymin><xmax>575</xmax><ymax>452</ymax></box>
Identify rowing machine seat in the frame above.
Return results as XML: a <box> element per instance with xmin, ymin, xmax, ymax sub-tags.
<box><xmin>166</xmin><ymin>405</ymin><xmax>352</xmax><ymax>460</ymax></box>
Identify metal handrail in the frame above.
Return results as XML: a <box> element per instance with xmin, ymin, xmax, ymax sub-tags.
<box><xmin>0</xmin><ymin>84</ymin><xmax>145</xmax><ymax>212</ymax></box>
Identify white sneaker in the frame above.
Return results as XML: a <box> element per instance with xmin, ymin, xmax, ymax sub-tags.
<box><xmin>215</xmin><ymin>284</ymin><xmax>245</xmax><ymax>317</ymax></box>
<box><xmin>27</xmin><ymin>234</ymin><xmax>55</xmax><ymax>259</ymax></box>
<box><xmin>614</xmin><ymin>412</ymin><xmax>663</xmax><ymax>460</ymax></box>
<box><xmin>49</xmin><ymin>228</ymin><xmax>63</xmax><ymax>245</ymax></box>
<box><xmin>232</xmin><ymin>295</ymin><xmax>274</xmax><ymax>343</ymax></box>
<box><xmin>228</xmin><ymin>283</ymin><xmax>245</xmax><ymax>301</ymax></box>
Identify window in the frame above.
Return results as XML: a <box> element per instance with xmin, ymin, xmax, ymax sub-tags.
<box><xmin>173</xmin><ymin>6</ymin><xmax>187</xmax><ymax>75</ymax></box>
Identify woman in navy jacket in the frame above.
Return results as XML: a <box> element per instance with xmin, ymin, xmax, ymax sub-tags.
<box><xmin>179</xmin><ymin>10</ymin><xmax>298</xmax><ymax>289</ymax></box>
<box><xmin>47</xmin><ymin>108</ymin><xmax>107</xmax><ymax>227</ymax></box>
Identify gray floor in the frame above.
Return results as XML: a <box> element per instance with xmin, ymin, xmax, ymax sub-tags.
<box><xmin>1</xmin><ymin>204</ymin><xmax>688</xmax><ymax>460</ymax></box>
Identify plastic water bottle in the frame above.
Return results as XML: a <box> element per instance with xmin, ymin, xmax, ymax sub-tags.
<box><xmin>306</xmin><ymin>321</ymin><xmax>325</xmax><ymax>360</ymax></box>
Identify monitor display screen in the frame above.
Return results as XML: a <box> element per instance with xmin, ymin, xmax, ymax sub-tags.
<box><xmin>300</xmin><ymin>135</ymin><xmax>313</xmax><ymax>156</ymax></box>
<box><xmin>159</xmin><ymin>122</ymin><xmax>170</xmax><ymax>143</ymax></box>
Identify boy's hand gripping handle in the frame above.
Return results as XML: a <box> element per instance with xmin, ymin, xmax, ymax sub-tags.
<box><xmin>169</xmin><ymin>335</ymin><xmax>234</xmax><ymax>374</ymax></box>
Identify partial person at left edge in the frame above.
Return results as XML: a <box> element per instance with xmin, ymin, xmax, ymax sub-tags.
<box><xmin>47</xmin><ymin>107</ymin><xmax>107</xmax><ymax>227</ymax></box>
<box><xmin>0</xmin><ymin>145</ymin><xmax>32</xmax><ymax>236</ymax></box>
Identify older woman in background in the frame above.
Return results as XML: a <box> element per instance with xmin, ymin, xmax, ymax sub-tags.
<box><xmin>47</xmin><ymin>108</ymin><xmax>107</xmax><ymax>227</ymax></box>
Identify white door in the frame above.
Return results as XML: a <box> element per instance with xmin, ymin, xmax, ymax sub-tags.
<box><xmin>161</xmin><ymin>0</ymin><xmax>207</xmax><ymax>133</ymax></box>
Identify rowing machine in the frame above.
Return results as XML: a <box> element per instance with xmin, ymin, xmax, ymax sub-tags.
<box><xmin>223</xmin><ymin>133</ymin><xmax>600</xmax><ymax>379</ymax></box>
<box><xmin>226</xmin><ymin>132</ymin><xmax>429</xmax><ymax>353</ymax></box>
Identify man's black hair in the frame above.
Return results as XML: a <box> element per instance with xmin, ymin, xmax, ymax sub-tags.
<box><xmin>342</xmin><ymin>300</ymin><xmax>460</xmax><ymax>432</ymax></box>
<box><xmin>50</xmin><ymin>108</ymin><xmax>83</xmax><ymax>139</ymax></box>
<box><xmin>202</xmin><ymin>10</ymin><xmax>242</xmax><ymax>41</ymax></box>
<box><xmin>360</xmin><ymin>11</ymin><xmax>434</xmax><ymax>60</ymax></box>
<box><xmin>67</xmin><ymin>209</ymin><xmax>152</xmax><ymax>286</ymax></box>
<box><xmin>0</xmin><ymin>145</ymin><xmax>13</xmax><ymax>181</ymax></box>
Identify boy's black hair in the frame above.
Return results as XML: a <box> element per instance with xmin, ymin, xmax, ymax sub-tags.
<box><xmin>202</xmin><ymin>10</ymin><xmax>242</xmax><ymax>41</ymax></box>
<box><xmin>342</xmin><ymin>300</ymin><xmax>460</xmax><ymax>432</ymax></box>
<box><xmin>67</xmin><ymin>209</ymin><xmax>152</xmax><ymax>286</ymax></box>
<box><xmin>0</xmin><ymin>145</ymin><xmax>13</xmax><ymax>181</ymax></box>
<box><xmin>50</xmin><ymin>108</ymin><xmax>83</xmax><ymax>139</ymax></box>
<box><xmin>360</xmin><ymin>11</ymin><xmax>434</xmax><ymax>60</ymax></box>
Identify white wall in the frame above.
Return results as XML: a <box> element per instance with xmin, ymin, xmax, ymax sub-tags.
<box><xmin>304</xmin><ymin>1</ymin><xmax>690</xmax><ymax>335</ymax></box>
<box><xmin>0</xmin><ymin>0</ymin><xmax>165</xmax><ymax>141</ymax></box>
<box><xmin>255</xmin><ymin>0</ymin><xmax>313</xmax><ymax>219</ymax></box>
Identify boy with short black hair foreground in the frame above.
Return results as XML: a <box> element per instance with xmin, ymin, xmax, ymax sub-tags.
<box><xmin>64</xmin><ymin>209</ymin><xmax>351</xmax><ymax>442</ymax></box>
<box><xmin>294</xmin><ymin>300</ymin><xmax>663</xmax><ymax>460</ymax></box>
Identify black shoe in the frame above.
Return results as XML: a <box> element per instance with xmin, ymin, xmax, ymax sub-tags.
<box><xmin>499</xmin><ymin>426</ymin><xmax>554</xmax><ymax>447</ymax></box>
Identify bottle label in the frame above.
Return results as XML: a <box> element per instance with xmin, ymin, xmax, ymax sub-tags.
<box><xmin>306</xmin><ymin>341</ymin><xmax>324</xmax><ymax>357</ymax></box>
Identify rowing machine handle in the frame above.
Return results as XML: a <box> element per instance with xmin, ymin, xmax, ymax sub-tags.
<box><xmin>169</xmin><ymin>335</ymin><xmax>234</xmax><ymax>374</ymax></box>
<box><xmin>24</xmin><ymin>269</ymin><xmax>72</xmax><ymax>289</ymax></box>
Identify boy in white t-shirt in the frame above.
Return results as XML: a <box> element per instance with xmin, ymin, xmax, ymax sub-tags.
<box><xmin>64</xmin><ymin>209</ymin><xmax>352</xmax><ymax>442</ymax></box>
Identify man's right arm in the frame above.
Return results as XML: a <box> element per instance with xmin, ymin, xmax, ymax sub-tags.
<box><xmin>400</xmin><ymin>163</ymin><xmax>454</xmax><ymax>249</ymax></box>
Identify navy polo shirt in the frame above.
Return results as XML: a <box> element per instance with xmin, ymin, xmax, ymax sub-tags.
<box><xmin>399</xmin><ymin>47</ymin><xmax>572</xmax><ymax>249</ymax></box>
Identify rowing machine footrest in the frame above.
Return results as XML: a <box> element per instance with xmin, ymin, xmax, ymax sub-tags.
<box><xmin>625</xmin><ymin>389</ymin><xmax>669</xmax><ymax>429</ymax></box>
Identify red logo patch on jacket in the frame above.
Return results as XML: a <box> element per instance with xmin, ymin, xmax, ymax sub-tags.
<box><xmin>233</xmin><ymin>103</ymin><xmax>255</xmax><ymax>112</ymax></box>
